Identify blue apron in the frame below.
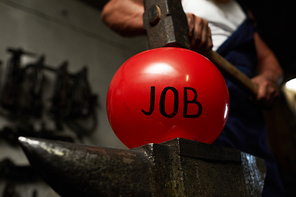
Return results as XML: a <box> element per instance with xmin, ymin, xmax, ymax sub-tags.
<box><xmin>212</xmin><ymin>16</ymin><xmax>285</xmax><ymax>196</ymax></box>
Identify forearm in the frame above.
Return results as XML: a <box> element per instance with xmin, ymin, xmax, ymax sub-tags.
<box><xmin>101</xmin><ymin>0</ymin><xmax>146</xmax><ymax>37</ymax></box>
<box><xmin>251</xmin><ymin>32</ymin><xmax>283</xmax><ymax>106</ymax></box>
<box><xmin>101</xmin><ymin>0</ymin><xmax>213</xmax><ymax>54</ymax></box>
<box><xmin>254</xmin><ymin>32</ymin><xmax>283</xmax><ymax>84</ymax></box>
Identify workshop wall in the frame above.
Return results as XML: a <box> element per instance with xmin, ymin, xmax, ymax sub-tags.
<box><xmin>0</xmin><ymin>0</ymin><xmax>148</xmax><ymax>195</ymax></box>
<box><xmin>0</xmin><ymin>0</ymin><xmax>148</xmax><ymax>157</ymax></box>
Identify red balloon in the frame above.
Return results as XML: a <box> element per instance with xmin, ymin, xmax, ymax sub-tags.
<box><xmin>107</xmin><ymin>47</ymin><xmax>229</xmax><ymax>149</ymax></box>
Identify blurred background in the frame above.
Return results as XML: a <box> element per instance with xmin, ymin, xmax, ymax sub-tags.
<box><xmin>0</xmin><ymin>0</ymin><xmax>294</xmax><ymax>196</ymax></box>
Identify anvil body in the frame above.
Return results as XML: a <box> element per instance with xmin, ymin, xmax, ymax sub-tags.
<box><xmin>19</xmin><ymin>137</ymin><xmax>266</xmax><ymax>197</ymax></box>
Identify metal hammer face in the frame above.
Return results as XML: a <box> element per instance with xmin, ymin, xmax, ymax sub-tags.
<box><xmin>143</xmin><ymin>0</ymin><xmax>190</xmax><ymax>49</ymax></box>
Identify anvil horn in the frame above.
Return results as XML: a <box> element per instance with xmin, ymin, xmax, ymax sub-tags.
<box><xmin>19</xmin><ymin>137</ymin><xmax>266</xmax><ymax>197</ymax></box>
<box><xmin>18</xmin><ymin>136</ymin><xmax>153</xmax><ymax>197</ymax></box>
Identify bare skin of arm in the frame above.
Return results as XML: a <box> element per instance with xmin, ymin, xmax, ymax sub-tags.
<box><xmin>101</xmin><ymin>0</ymin><xmax>283</xmax><ymax>106</ymax></box>
<box><xmin>251</xmin><ymin>32</ymin><xmax>283</xmax><ymax>107</ymax></box>
<box><xmin>101</xmin><ymin>0</ymin><xmax>146</xmax><ymax>37</ymax></box>
<box><xmin>101</xmin><ymin>0</ymin><xmax>213</xmax><ymax>55</ymax></box>
<box><xmin>186</xmin><ymin>13</ymin><xmax>213</xmax><ymax>55</ymax></box>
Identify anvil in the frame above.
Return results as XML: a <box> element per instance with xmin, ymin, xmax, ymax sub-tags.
<box><xmin>19</xmin><ymin>137</ymin><xmax>266</xmax><ymax>197</ymax></box>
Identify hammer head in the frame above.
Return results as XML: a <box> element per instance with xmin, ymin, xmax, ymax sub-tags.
<box><xmin>143</xmin><ymin>0</ymin><xmax>190</xmax><ymax>49</ymax></box>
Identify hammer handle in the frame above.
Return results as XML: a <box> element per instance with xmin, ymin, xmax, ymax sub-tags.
<box><xmin>143</xmin><ymin>0</ymin><xmax>258</xmax><ymax>97</ymax></box>
<box><xmin>207</xmin><ymin>50</ymin><xmax>258</xmax><ymax>97</ymax></box>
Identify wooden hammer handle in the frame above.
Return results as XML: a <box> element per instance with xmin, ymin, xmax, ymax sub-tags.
<box><xmin>143</xmin><ymin>0</ymin><xmax>258</xmax><ymax>97</ymax></box>
<box><xmin>207</xmin><ymin>50</ymin><xmax>258</xmax><ymax>97</ymax></box>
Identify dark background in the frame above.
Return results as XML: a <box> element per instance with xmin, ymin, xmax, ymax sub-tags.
<box><xmin>80</xmin><ymin>0</ymin><xmax>295</xmax><ymax>75</ymax></box>
<box><xmin>239</xmin><ymin>0</ymin><xmax>295</xmax><ymax>75</ymax></box>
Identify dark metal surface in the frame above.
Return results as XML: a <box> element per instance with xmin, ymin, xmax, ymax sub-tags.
<box><xmin>18</xmin><ymin>137</ymin><xmax>153</xmax><ymax>197</ymax></box>
<box><xmin>143</xmin><ymin>0</ymin><xmax>190</xmax><ymax>49</ymax></box>
<box><xmin>19</xmin><ymin>137</ymin><xmax>266</xmax><ymax>197</ymax></box>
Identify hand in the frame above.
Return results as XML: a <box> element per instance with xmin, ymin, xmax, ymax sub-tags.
<box><xmin>251</xmin><ymin>74</ymin><xmax>280</xmax><ymax>109</ymax></box>
<box><xmin>186</xmin><ymin>13</ymin><xmax>213</xmax><ymax>55</ymax></box>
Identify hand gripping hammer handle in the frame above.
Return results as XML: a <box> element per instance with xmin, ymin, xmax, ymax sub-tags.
<box><xmin>143</xmin><ymin>0</ymin><xmax>258</xmax><ymax>97</ymax></box>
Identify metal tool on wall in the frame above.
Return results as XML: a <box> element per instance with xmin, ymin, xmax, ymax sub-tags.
<box><xmin>1</xmin><ymin>48</ymin><xmax>37</xmax><ymax>112</ymax></box>
<box><xmin>50</xmin><ymin>62</ymin><xmax>98</xmax><ymax>138</ymax></box>
<box><xmin>21</xmin><ymin>56</ymin><xmax>45</xmax><ymax>118</ymax></box>
<box><xmin>0</xmin><ymin>48</ymin><xmax>99</xmax><ymax>196</ymax></box>
<box><xmin>0</xmin><ymin>47</ymin><xmax>98</xmax><ymax>142</ymax></box>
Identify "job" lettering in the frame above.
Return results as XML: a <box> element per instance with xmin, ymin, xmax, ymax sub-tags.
<box><xmin>141</xmin><ymin>86</ymin><xmax>202</xmax><ymax>118</ymax></box>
